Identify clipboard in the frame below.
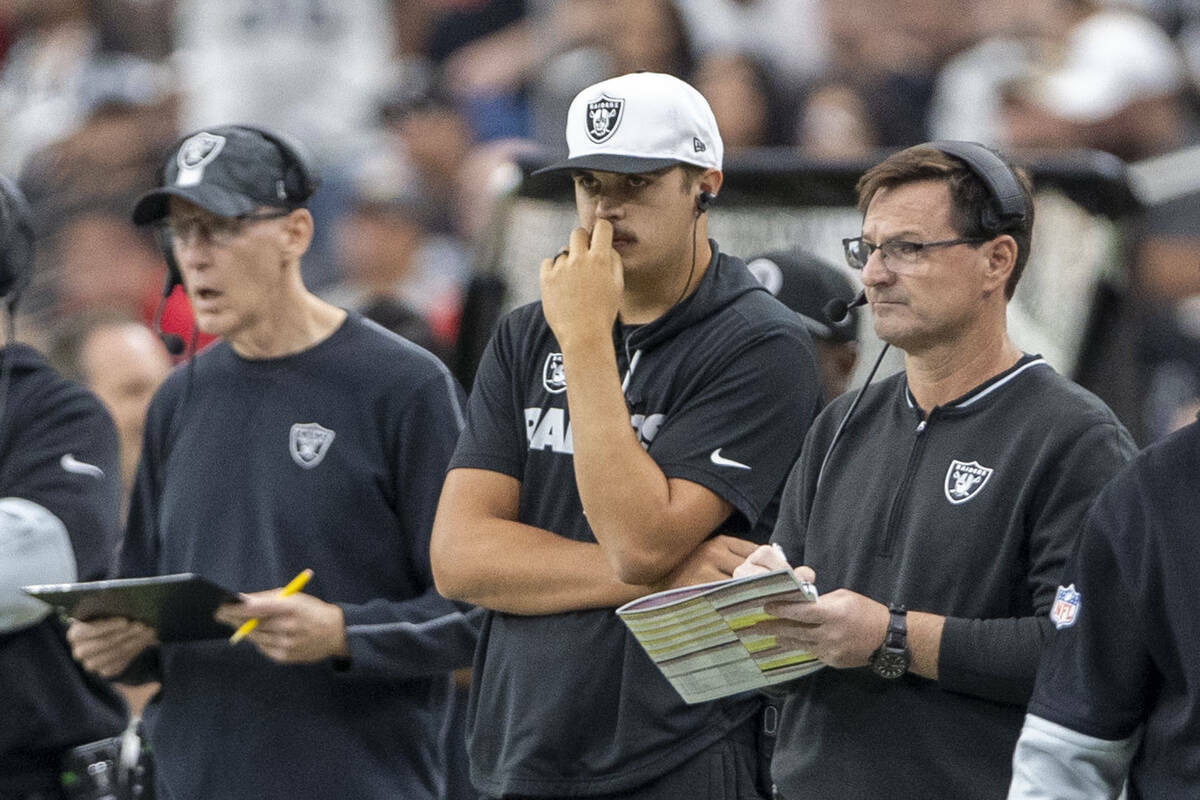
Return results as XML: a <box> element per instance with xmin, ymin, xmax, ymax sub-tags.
<box><xmin>22</xmin><ymin>573</ymin><xmax>240</xmax><ymax>642</ymax></box>
<box><xmin>616</xmin><ymin>569</ymin><xmax>822</xmax><ymax>703</ymax></box>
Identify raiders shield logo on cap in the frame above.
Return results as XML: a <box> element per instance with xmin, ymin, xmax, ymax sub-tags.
<box><xmin>585</xmin><ymin>95</ymin><xmax>624</xmax><ymax>144</ymax></box>
<box><xmin>175</xmin><ymin>132</ymin><xmax>226</xmax><ymax>188</ymax></box>
<box><xmin>289</xmin><ymin>422</ymin><xmax>336</xmax><ymax>469</ymax></box>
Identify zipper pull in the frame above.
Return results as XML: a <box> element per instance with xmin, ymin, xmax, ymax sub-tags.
<box><xmin>916</xmin><ymin>420</ymin><xmax>927</xmax><ymax>433</ymax></box>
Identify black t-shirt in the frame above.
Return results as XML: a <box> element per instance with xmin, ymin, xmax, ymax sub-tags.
<box><xmin>118</xmin><ymin>314</ymin><xmax>477</xmax><ymax>800</ymax></box>
<box><xmin>1028</xmin><ymin>419</ymin><xmax>1200</xmax><ymax>799</ymax></box>
<box><xmin>451</xmin><ymin>246</ymin><xmax>822</xmax><ymax>796</ymax></box>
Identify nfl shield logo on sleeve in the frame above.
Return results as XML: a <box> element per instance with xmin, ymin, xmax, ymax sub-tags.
<box><xmin>1050</xmin><ymin>584</ymin><xmax>1081</xmax><ymax>629</ymax></box>
<box><xmin>289</xmin><ymin>422</ymin><xmax>335</xmax><ymax>469</ymax></box>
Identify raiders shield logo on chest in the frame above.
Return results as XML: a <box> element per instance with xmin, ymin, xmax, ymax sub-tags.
<box><xmin>944</xmin><ymin>459</ymin><xmax>993</xmax><ymax>504</ymax></box>
<box><xmin>290</xmin><ymin>422</ymin><xmax>336</xmax><ymax>469</ymax></box>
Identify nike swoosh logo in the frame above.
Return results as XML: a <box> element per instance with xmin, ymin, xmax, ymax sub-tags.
<box><xmin>61</xmin><ymin>453</ymin><xmax>105</xmax><ymax>479</ymax></box>
<box><xmin>710</xmin><ymin>448</ymin><xmax>751</xmax><ymax>470</ymax></box>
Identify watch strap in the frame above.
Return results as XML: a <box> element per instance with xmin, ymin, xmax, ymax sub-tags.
<box><xmin>869</xmin><ymin>603</ymin><xmax>910</xmax><ymax>679</ymax></box>
<box><xmin>883</xmin><ymin>603</ymin><xmax>907</xmax><ymax>647</ymax></box>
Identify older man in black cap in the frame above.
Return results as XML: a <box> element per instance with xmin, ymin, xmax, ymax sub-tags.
<box><xmin>67</xmin><ymin>125</ymin><xmax>478</xmax><ymax>800</ymax></box>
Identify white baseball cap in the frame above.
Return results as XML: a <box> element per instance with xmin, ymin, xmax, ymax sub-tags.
<box><xmin>537</xmin><ymin>71</ymin><xmax>723</xmax><ymax>175</ymax></box>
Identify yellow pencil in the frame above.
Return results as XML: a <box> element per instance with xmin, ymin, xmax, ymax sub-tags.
<box><xmin>228</xmin><ymin>568</ymin><xmax>314</xmax><ymax>644</ymax></box>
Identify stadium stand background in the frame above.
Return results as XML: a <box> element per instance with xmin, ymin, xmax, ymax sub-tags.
<box><xmin>3</xmin><ymin>0</ymin><xmax>1200</xmax><ymax>445</ymax></box>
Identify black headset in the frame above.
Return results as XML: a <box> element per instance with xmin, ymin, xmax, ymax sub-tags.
<box><xmin>241</xmin><ymin>124</ymin><xmax>319</xmax><ymax>209</ymax></box>
<box><xmin>0</xmin><ymin>175</ymin><xmax>35</xmax><ymax>305</ymax></box>
<box><xmin>156</xmin><ymin>124</ymin><xmax>318</xmax><ymax>291</ymax></box>
<box><xmin>696</xmin><ymin>190</ymin><xmax>716</xmax><ymax>214</ymax></box>
<box><xmin>927</xmin><ymin>140</ymin><xmax>1029</xmax><ymax>235</ymax></box>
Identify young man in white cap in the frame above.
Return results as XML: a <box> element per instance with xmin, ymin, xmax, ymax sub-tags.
<box><xmin>431</xmin><ymin>72</ymin><xmax>821</xmax><ymax>798</ymax></box>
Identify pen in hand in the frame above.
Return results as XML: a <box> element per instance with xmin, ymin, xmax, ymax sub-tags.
<box><xmin>228</xmin><ymin>568</ymin><xmax>313</xmax><ymax>645</ymax></box>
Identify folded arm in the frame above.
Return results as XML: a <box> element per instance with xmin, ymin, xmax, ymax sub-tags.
<box><xmin>540</xmin><ymin>224</ymin><xmax>734</xmax><ymax>583</ymax></box>
<box><xmin>432</xmin><ymin>467</ymin><xmax>649</xmax><ymax>614</ymax></box>
<box><xmin>561</xmin><ymin>334</ymin><xmax>736</xmax><ymax>583</ymax></box>
<box><xmin>431</xmin><ymin>468</ymin><xmax>752</xmax><ymax>614</ymax></box>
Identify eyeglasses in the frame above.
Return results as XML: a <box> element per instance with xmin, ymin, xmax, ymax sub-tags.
<box><xmin>842</xmin><ymin>236</ymin><xmax>986</xmax><ymax>271</ymax></box>
<box><xmin>164</xmin><ymin>209</ymin><xmax>291</xmax><ymax>248</ymax></box>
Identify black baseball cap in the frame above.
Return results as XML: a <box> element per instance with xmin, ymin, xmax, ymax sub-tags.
<box><xmin>746</xmin><ymin>248</ymin><xmax>859</xmax><ymax>343</ymax></box>
<box><xmin>132</xmin><ymin>125</ymin><xmax>310</xmax><ymax>225</ymax></box>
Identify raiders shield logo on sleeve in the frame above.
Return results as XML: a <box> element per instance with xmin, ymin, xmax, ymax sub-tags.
<box><xmin>585</xmin><ymin>95</ymin><xmax>624</xmax><ymax>144</ymax></box>
<box><xmin>289</xmin><ymin>422</ymin><xmax>336</xmax><ymax>469</ymax></box>
<box><xmin>175</xmin><ymin>132</ymin><xmax>226</xmax><ymax>188</ymax></box>
<box><xmin>944</xmin><ymin>459</ymin><xmax>993</xmax><ymax>504</ymax></box>
<box><xmin>542</xmin><ymin>353</ymin><xmax>567</xmax><ymax>394</ymax></box>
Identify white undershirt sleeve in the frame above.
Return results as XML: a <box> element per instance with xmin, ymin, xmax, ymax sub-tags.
<box><xmin>1008</xmin><ymin>713</ymin><xmax>1139</xmax><ymax>800</ymax></box>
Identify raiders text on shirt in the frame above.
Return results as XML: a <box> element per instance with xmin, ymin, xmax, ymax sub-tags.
<box><xmin>525</xmin><ymin>408</ymin><xmax>665</xmax><ymax>454</ymax></box>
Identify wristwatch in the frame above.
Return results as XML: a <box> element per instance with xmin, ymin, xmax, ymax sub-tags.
<box><xmin>869</xmin><ymin>604</ymin><xmax>910</xmax><ymax>679</ymax></box>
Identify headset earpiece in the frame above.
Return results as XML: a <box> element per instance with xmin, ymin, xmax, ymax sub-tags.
<box><xmin>928</xmin><ymin>140</ymin><xmax>1028</xmax><ymax>236</ymax></box>
<box><xmin>235</xmin><ymin>124</ymin><xmax>318</xmax><ymax>207</ymax></box>
<box><xmin>696</xmin><ymin>190</ymin><xmax>716</xmax><ymax>214</ymax></box>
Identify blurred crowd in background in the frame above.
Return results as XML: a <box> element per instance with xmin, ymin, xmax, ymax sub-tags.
<box><xmin>3</xmin><ymin>0</ymin><xmax>1200</xmax><ymax>446</ymax></box>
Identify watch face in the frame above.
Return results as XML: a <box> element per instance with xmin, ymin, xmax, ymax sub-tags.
<box><xmin>872</xmin><ymin>650</ymin><xmax>910</xmax><ymax>679</ymax></box>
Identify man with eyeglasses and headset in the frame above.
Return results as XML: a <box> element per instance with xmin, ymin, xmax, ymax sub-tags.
<box><xmin>734</xmin><ymin>142</ymin><xmax>1135</xmax><ymax>799</ymax></box>
<box><xmin>65</xmin><ymin>125</ymin><xmax>478</xmax><ymax>800</ymax></box>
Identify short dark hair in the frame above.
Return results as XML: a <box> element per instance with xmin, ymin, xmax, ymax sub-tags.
<box><xmin>855</xmin><ymin>145</ymin><xmax>1035</xmax><ymax>298</ymax></box>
